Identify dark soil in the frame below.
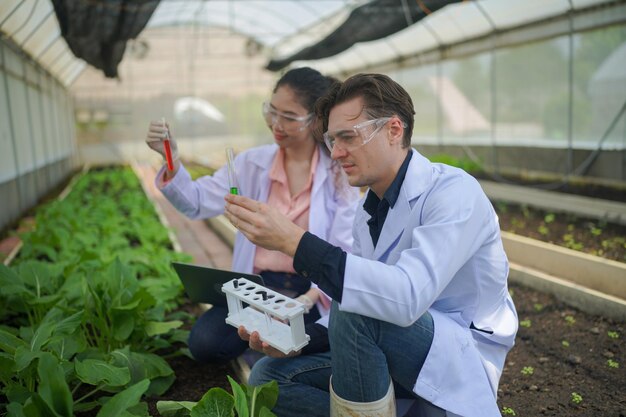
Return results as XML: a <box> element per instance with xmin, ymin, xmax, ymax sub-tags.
<box><xmin>493</xmin><ymin>201</ymin><xmax>626</xmax><ymax>263</ymax></box>
<box><xmin>146</xmin><ymin>357</ymin><xmax>234</xmax><ymax>416</ymax></box>
<box><xmin>498</xmin><ymin>282</ymin><xmax>625</xmax><ymax>417</ymax></box>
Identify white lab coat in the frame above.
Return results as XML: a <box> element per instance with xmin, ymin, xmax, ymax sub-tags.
<box><xmin>157</xmin><ymin>143</ymin><xmax>359</xmax><ymax>317</ymax></box>
<box><xmin>339</xmin><ymin>149</ymin><xmax>518</xmax><ymax>417</ymax></box>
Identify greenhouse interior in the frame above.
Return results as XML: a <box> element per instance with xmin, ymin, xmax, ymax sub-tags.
<box><xmin>1</xmin><ymin>0</ymin><xmax>624</xmax><ymax>416</ymax></box>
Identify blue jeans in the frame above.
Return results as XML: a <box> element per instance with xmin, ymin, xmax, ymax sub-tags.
<box><xmin>249</xmin><ymin>302</ymin><xmax>435</xmax><ymax>417</ymax></box>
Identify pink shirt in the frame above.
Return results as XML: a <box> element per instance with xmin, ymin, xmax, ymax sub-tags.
<box><xmin>253</xmin><ymin>146</ymin><xmax>319</xmax><ymax>273</ymax></box>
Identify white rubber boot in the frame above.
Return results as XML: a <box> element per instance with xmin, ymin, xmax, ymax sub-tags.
<box><xmin>330</xmin><ymin>377</ymin><xmax>396</xmax><ymax>417</ymax></box>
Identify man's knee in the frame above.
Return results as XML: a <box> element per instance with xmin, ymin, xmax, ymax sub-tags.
<box><xmin>248</xmin><ymin>356</ymin><xmax>280</xmax><ymax>386</ymax></box>
<box><xmin>329</xmin><ymin>306</ymin><xmax>369</xmax><ymax>344</ymax></box>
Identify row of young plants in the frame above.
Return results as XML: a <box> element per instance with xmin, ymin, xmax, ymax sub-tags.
<box><xmin>0</xmin><ymin>167</ymin><xmax>193</xmax><ymax>417</ymax></box>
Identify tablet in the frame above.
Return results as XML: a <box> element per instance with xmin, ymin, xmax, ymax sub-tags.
<box><xmin>172</xmin><ymin>262</ymin><xmax>265</xmax><ymax>307</ymax></box>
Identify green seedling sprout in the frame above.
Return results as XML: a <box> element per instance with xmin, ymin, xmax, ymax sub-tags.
<box><xmin>521</xmin><ymin>366</ymin><xmax>534</xmax><ymax>376</ymax></box>
<box><xmin>571</xmin><ymin>392</ymin><xmax>583</xmax><ymax>404</ymax></box>
<box><xmin>502</xmin><ymin>406</ymin><xmax>516</xmax><ymax>415</ymax></box>
<box><xmin>520</xmin><ymin>319</ymin><xmax>532</xmax><ymax>328</ymax></box>
<box><xmin>607</xmin><ymin>331</ymin><xmax>619</xmax><ymax>339</ymax></box>
<box><xmin>607</xmin><ymin>359</ymin><xmax>619</xmax><ymax>369</ymax></box>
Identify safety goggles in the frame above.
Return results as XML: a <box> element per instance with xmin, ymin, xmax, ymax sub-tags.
<box><xmin>262</xmin><ymin>102</ymin><xmax>313</xmax><ymax>132</ymax></box>
<box><xmin>323</xmin><ymin>117</ymin><xmax>402</xmax><ymax>152</ymax></box>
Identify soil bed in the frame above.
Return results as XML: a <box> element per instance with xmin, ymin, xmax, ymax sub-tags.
<box><xmin>493</xmin><ymin>200</ymin><xmax>626</xmax><ymax>263</ymax></box>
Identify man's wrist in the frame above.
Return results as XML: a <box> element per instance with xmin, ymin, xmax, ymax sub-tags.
<box><xmin>283</xmin><ymin>228</ymin><xmax>305</xmax><ymax>257</ymax></box>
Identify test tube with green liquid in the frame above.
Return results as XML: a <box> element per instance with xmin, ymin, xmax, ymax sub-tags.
<box><xmin>226</xmin><ymin>147</ymin><xmax>239</xmax><ymax>195</ymax></box>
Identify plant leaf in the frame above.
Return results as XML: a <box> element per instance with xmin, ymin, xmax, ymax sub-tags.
<box><xmin>28</xmin><ymin>393</ymin><xmax>59</xmax><ymax>417</ymax></box>
<box><xmin>75</xmin><ymin>359</ymin><xmax>131</xmax><ymax>387</ymax></box>
<box><xmin>144</xmin><ymin>320</ymin><xmax>183</xmax><ymax>337</ymax></box>
<box><xmin>6</xmin><ymin>402</ymin><xmax>27</xmax><ymax>417</ymax></box>
<box><xmin>258</xmin><ymin>406</ymin><xmax>277</xmax><ymax>417</ymax></box>
<box><xmin>37</xmin><ymin>352</ymin><xmax>73</xmax><ymax>417</ymax></box>
<box><xmin>14</xmin><ymin>346</ymin><xmax>43</xmax><ymax>372</ymax></box>
<box><xmin>191</xmin><ymin>388</ymin><xmax>234</xmax><ymax>417</ymax></box>
<box><xmin>0</xmin><ymin>328</ymin><xmax>28</xmax><ymax>355</ymax></box>
<box><xmin>111</xmin><ymin>312</ymin><xmax>135</xmax><ymax>341</ymax></box>
<box><xmin>228</xmin><ymin>376</ymin><xmax>249</xmax><ymax>417</ymax></box>
<box><xmin>156</xmin><ymin>401</ymin><xmax>196</xmax><ymax>417</ymax></box>
<box><xmin>95</xmin><ymin>379</ymin><xmax>150</xmax><ymax>417</ymax></box>
<box><xmin>248</xmin><ymin>380</ymin><xmax>278</xmax><ymax>415</ymax></box>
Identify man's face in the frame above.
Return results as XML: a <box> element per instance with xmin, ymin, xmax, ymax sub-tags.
<box><xmin>327</xmin><ymin>97</ymin><xmax>399</xmax><ymax>196</ymax></box>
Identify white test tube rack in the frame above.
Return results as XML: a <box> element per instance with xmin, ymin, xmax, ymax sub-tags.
<box><xmin>222</xmin><ymin>278</ymin><xmax>310</xmax><ymax>354</ymax></box>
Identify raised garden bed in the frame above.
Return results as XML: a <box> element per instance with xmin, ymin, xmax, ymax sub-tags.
<box><xmin>0</xmin><ymin>166</ymin><xmax>194</xmax><ymax>417</ymax></box>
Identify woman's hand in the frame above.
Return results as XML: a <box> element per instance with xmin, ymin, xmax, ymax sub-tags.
<box><xmin>224</xmin><ymin>194</ymin><xmax>305</xmax><ymax>256</ymax></box>
<box><xmin>145</xmin><ymin>120</ymin><xmax>180</xmax><ymax>175</ymax></box>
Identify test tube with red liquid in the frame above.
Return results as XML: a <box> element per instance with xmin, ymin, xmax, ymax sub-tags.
<box><xmin>161</xmin><ymin>117</ymin><xmax>175</xmax><ymax>171</ymax></box>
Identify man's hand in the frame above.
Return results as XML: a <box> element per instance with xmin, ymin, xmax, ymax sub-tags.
<box><xmin>238</xmin><ymin>326</ymin><xmax>301</xmax><ymax>358</ymax></box>
<box><xmin>224</xmin><ymin>194</ymin><xmax>305</xmax><ymax>257</ymax></box>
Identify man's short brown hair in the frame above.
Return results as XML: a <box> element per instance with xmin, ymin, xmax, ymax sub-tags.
<box><xmin>315</xmin><ymin>73</ymin><xmax>415</xmax><ymax>148</ymax></box>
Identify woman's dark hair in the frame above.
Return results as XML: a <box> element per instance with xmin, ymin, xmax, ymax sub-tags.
<box><xmin>315</xmin><ymin>73</ymin><xmax>415</xmax><ymax>148</ymax></box>
<box><xmin>274</xmin><ymin>67</ymin><xmax>335</xmax><ymax>113</ymax></box>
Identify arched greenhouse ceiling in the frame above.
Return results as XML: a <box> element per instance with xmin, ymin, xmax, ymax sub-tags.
<box><xmin>1</xmin><ymin>0</ymin><xmax>624</xmax><ymax>88</ymax></box>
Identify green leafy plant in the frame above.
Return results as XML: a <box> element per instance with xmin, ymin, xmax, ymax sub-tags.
<box><xmin>519</xmin><ymin>319</ymin><xmax>532</xmax><ymax>328</ymax></box>
<box><xmin>607</xmin><ymin>359</ymin><xmax>619</xmax><ymax>369</ymax></box>
<box><xmin>501</xmin><ymin>406</ymin><xmax>516</xmax><ymax>415</ymax></box>
<box><xmin>544</xmin><ymin>213</ymin><xmax>555</xmax><ymax>224</ymax></box>
<box><xmin>564</xmin><ymin>315</ymin><xmax>576</xmax><ymax>325</ymax></box>
<box><xmin>521</xmin><ymin>366</ymin><xmax>534</xmax><ymax>376</ymax></box>
<box><xmin>571</xmin><ymin>392</ymin><xmax>583</xmax><ymax>404</ymax></box>
<box><xmin>427</xmin><ymin>154</ymin><xmax>483</xmax><ymax>173</ymax></box>
<box><xmin>533</xmin><ymin>303</ymin><xmax>544</xmax><ymax>312</ymax></box>
<box><xmin>607</xmin><ymin>331</ymin><xmax>619</xmax><ymax>339</ymax></box>
<box><xmin>158</xmin><ymin>376</ymin><xmax>279</xmax><ymax>417</ymax></box>
<box><xmin>0</xmin><ymin>168</ymin><xmax>192</xmax><ymax>416</ymax></box>
<box><xmin>563</xmin><ymin>234</ymin><xmax>583</xmax><ymax>251</ymax></box>
<box><xmin>590</xmin><ymin>226</ymin><xmax>602</xmax><ymax>237</ymax></box>
<box><xmin>562</xmin><ymin>340</ymin><xmax>570</xmax><ymax>347</ymax></box>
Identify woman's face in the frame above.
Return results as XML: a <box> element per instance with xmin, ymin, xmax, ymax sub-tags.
<box><xmin>264</xmin><ymin>85</ymin><xmax>314</xmax><ymax>148</ymax></box>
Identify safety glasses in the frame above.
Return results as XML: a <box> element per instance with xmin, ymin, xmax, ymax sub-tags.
<box><xmin>262</xmin><ymin>102</ymin><xmax>313</xmax><ymax>132</ymax></box>
<box><xmin>323</xmin><ymin>117</ymin><xmax>399</xmax><ymax>152</ymax></box>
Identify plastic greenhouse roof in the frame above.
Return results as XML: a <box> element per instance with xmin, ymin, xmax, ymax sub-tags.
<box><xmin>1</xmin><ymin>0</ymin><xmax>86</xmax><ymax>86</ymax></box>
<box><xmin>1</xmin><ymin>0</ymin><xmax>619</xmax><ymax>87</ymax></box>
<box><xmin>294</xmin><ymin>0</ymin><xmax>620</xmax><ymax>74</ymax></box>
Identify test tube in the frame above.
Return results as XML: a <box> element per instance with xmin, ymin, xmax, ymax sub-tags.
<box><xmin>260</xmin><ymin>291</ymin><xmax>273</xmax><ymax>334</ymax></box>
<box><xmin>161</xmin><ymin>117</ymin><xmax>175</xmax><ymax>171</ymax></box>
<box><xmin>226</xmin><ymin>147</ymin><xmax>239</xmax><ymax>195</ymax></box>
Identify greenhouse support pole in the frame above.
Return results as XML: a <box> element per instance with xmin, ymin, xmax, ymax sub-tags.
<box><xmin>475</xmin><ymin>2</ymin><xmax>499</xmax><ymax>175</ymax></box>
<box><xmin>22</xmin><ymin>60</ymin><xmax>40</xmax><ymax>200</ymax></box>
<box><xmin>566</xmin><ymin>0</ymin><xmax>575</xmax><ymax>182</ymax></box>
<box><xmin>1</xmin><ymin>42</ymin><xmax>24</xmax><ymax>213</ymax></box>
<box><xmin>36</xmin><ymin>69</ymin><xmax>51</xmax><ymax>191</ymax></box>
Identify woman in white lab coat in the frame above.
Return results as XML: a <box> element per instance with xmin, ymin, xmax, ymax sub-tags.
<box><xmin>145</xmin><ymin>67</ymin><xmax>359</xmax><ymax>363</ymax></box>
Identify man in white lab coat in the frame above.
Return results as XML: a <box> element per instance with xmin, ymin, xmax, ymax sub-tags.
<box><xmin>225</xmin><ymin>73</ymin><xmax>518</xmax><ymax>417</ymax></box>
